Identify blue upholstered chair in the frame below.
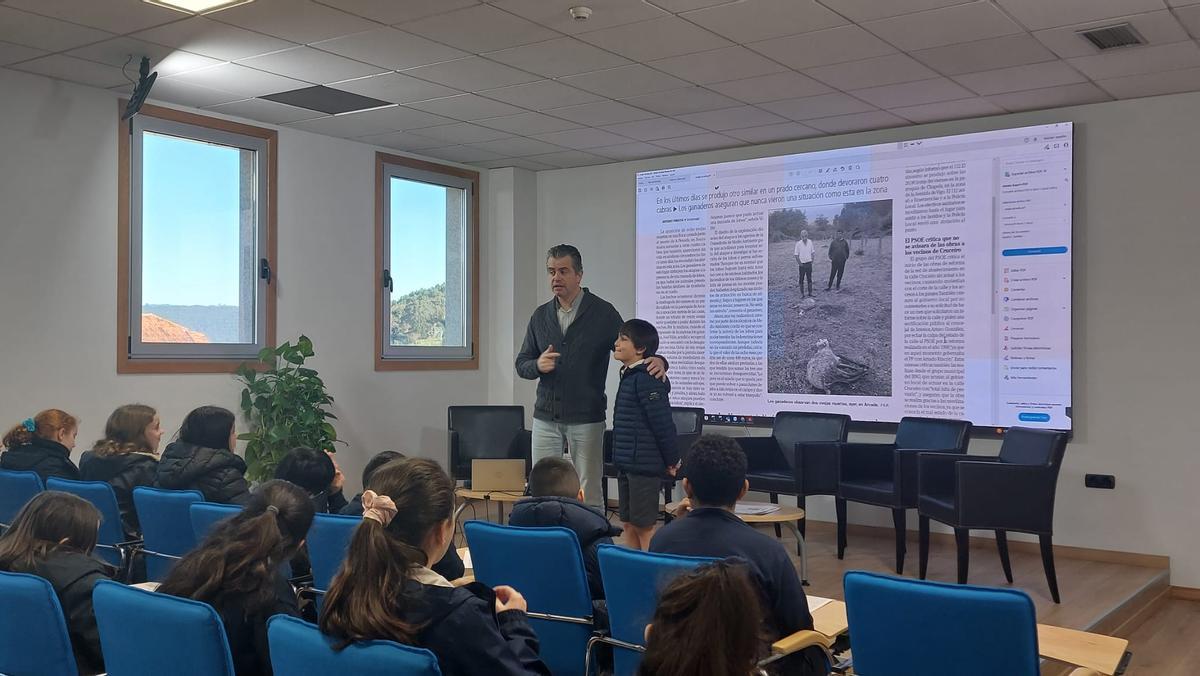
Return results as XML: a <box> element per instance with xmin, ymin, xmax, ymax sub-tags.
<box><xmin>0</xmin><ymin>469</ymin><xmax>43</xmax><ymax>528</ymax></box>
<box><xmin>189</xmin><ymin>501</ymin><xmax>242</xmax><ymax>541</ymax></box>
<box><xmin>465</xmin><ymin>521</ymin><xmax>594</xmax><ymax>676</ymax></box>
<box><xmin>307</xmin><ymin>512</ymin><xmax>361</xmax><ymax>610</ymax></box>
<box><xmin>132</xmin><ymin>486</ymin><xmax>204</xmax><ymax>581</ymax></box>
<box><xmin>0</xmin><ymin>571</ymin><xmax>78</xmax><ymax>676</ymax></box>
<box><xmin>268</xmin><ymin>612</ymin><xmax>442</xmax><ymax>675</ymax></box>
<box><xmin>46</xmin><ymin>478</ymin><xmax>139</xmax><ymax>574</ymax></box>
<box><xmin>93</xmin><ymin>579</ymin><xmax>235</xmax><ymax>676</ymax></box>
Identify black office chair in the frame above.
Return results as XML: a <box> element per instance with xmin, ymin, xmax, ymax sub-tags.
<box><xmin>601</xmin><ymin>407</ymin><xmax>705</xmax><ymax>510</ymax></box>
<box><xmin>917</xmin><ymin>427</ymin><xmax>1070</xmax><ymax>603</ymax></box>
<box><xmin>447</xmin><ymin>406</ymin><xmax>532</xmax><ymax>486</ymax></box>
<box><xmin>836</xmin><ymin>417</ymin><xmax>972</xmax><ymax>573</ymax></box>
<box><xmin>737</xmin><ymin>412</ymin><xmax>850</xmax><ymax>539</ymax></box>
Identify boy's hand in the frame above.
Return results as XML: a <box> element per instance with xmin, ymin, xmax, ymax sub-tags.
<box><xmin>646</xmin><ymin>356</ymin><xmax>668</xmax><ymax>381</ymax></box>
<box><xmin>537</xmin><ymin>345</ymin><xmax>561</xmax><ymax>373</ymax></box>
<box><xmin>671</xmin><ymin>498</ymin><xmax>692</xmax><ymax>518</ymax></box>
<box><xmin>667</xmin><ymin>462</ymin><xmax>679</xmax><ymax>477</ymax></box>
<box><xmin>326</xmin><ymin>450</ymin><xmax>344</xmax><ymax>492</ymax></box>
<box><xmin>494</xmin><ymin>585</ymin><xmax>528</xmax><ymax>613</ymax></box>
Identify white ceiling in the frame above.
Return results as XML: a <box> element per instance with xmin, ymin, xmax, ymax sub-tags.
<box><xmin>3</xmin><ymin>0</ymin><xmax>1200</xmax><ymax>170</ymax></box>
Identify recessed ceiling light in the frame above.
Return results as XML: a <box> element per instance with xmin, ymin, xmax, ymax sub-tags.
<box><xmin>143</xmin><ymin>0</ymin><xmax>255</xmax><ymax>14</ymax></box>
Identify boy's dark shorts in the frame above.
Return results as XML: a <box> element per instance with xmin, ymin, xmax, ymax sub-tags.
<box><xmin>618</xmin><ymin>470</ymin><xmax>661</xmax><ymax>528</ymax></box>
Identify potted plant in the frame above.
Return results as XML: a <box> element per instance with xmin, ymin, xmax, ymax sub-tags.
<box><xmin>235</xmin><ymin>335</ymin><xmax>340</xmax><ymax>481</ymax></box>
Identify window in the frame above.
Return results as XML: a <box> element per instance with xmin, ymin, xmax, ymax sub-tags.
<box><xmin>376</xmin><ymin>153</ymin><xmax>479</xmax><ymax>370</ymax></box>
<box><xmin>118</xmin><ymin>103</ymin><xmax>276</xmax><ymax>373</ymax></box>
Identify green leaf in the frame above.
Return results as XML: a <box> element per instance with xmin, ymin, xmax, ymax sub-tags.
<box><xmin>257</xmin><ymin>346</ymin><xmax>275</xmax><ymax>363</ymax></box>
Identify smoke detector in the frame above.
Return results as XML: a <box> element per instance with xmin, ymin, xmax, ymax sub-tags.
<box><xmin>569</xmin><ymin>6</ymin><xmax>592</xmax><ymax>21</ymax></box>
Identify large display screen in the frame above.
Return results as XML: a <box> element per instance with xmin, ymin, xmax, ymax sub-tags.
<box><xmin>635</xmin><ymin>122</ymin><xmax>1072</xmax><ymax>430</ymax></box>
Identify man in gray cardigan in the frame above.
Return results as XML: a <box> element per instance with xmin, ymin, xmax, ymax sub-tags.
<box><xmin>516</xmin><ymin>244</ymin><xmax>665</xmax><ymax>506</ymax></box>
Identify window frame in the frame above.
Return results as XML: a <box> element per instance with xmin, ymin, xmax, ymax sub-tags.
<box><xmin>117</xmin><ymin>102</ymin><xmax>277</xmax><ymax>374</ymax></box>
<box><xmin>375</xmin><ymin>152</ymin><xmax>479</xmax><ymax>371</ymax></box>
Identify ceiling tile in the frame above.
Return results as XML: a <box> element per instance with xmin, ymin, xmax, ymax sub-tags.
<box><xmin>675</xmin><ymin>105</ymin><xmax>789</xmax><ymax>131</ymax></box>
<box><xmin>485</xmin><ymin>37</ymin><xmax>632</xmax><ymax>78</ymax></box>
<box><xmin>995</xmin><ymin>0</ymin><xmax>1167</xmax><ymax>31</ymax></box>
<box><xmin>476</xmin><ymin>157</ymin><xmax>558</xmax><ymax>170</ymax></box>
<box><xmin>654</xmin><ymin>133</ymin><xmax>742</xmax><ymax>152</ymax></box>
<box><xmin>133</xmin><ymin>17</ymin><xmax>296</xmax><ymax>61</ymax></box>
<box><xmin>168</xmin><ymin>63</ymin><xmax>312</xmax><ymax>97</ymax></box>
<box><xmin>748</xmin><ymin>25</ymin><xmax>897</xmax><ymax>71</ymax></box>
<box><xmin>1177</xmin><ymin>5</ymin><xmax>1200</xmax><ymax>36</ymax></box>
<box><xmin>646</xmin><ymin>0</ymin><xmax>739</xmax><ymax>10</ymax></box>
<box><xmin>238</xmin><ymin>46</ymin><xmax>386</xmax><ymax>84</ymax></box>
<box><xmin>804</xmin><ymin>110</ymin><xmax>909</xmax><ymax>134</ymax></box>
<box><xmin>889</xmin><ymin>96</ymin><xmax>1005</xmax><ymax>123</ymax></box>
<box><xmin>332</xmin><ymin>73</ymin><xmax>460</xmax><ymax>104</ymax></box>
<box><xmin>0</xmin><ymin>7</ymin><xmax>113</xmax><ymax>52</ymax></box>
<box><xmin>1097</xmin><ymin>64</ymin><xmax>1200</xmax><ymax>97</ymax></box>
<box><xmin>357</xmin><ymin>130</ymin><xmax>451</xmax><ymax>151</ymax></box>
<box><xmin>491</xmin><ymin>0</ymin><xmax>668</xmax><ymax>35</ymax></box>
<box><xmin>407</xmin><ymin>94</ymin><xmax>528</xmax><ymax>120</ymax></box>
<box><xmin>578</xmin><ymin>16</ymin><xmax>733</xmax><ymax>62</ymax></box>
<box><xmin>477</xmin><ymin>111</ymin><xmax>582</xmax><ymax>135</ymax></box>
<box><xmin>398</xmin><ymin>4</ymin><xmax>558</xmax><ymax>52</ymax></box>
<box><xmin>422</xmin><ymin>145</ymin><xmax>506</xmax><ymax>164</ymax></box>
<box><xmin>682</xmin><ymin>0</ymin><xmax>847</xmax><ymax>43</ymax></box>
<box><xmin>953</xmin><ymin>61</ymin><xmax>1087</xmax><ymax>96</ymax></box>
<box><xmin>544</xmin><ymin>100</ymin><xmax>658</xmax><ymax>125</ymax></box>
<box><xmin>470</xmin><ymin>136</ymin><xmax>567</xmax><ymax>156</ymax></box>
<box><xmin>1032</xmin><ymin>10</ymin><xmax>1191</xmax><ymax>59</ymax></box>
<box><xmin>863</xmin><ymin>2</ymin><xmax>1024</xmax><ymax>51</ymax></box>
<box><xmin>211</xmin><ymin>0</ymin><xmax>377</xmax><ymax>44</ymax></box>
<box><xmin>849</xmin><ymin>77</ymin><xmax>975</xmax><ymax>108</ymax></box>
<box><xmin>67</xmin><ymin>38</ymin><xmax>221</xmax><ymax>78</ymax></box>
<box><xmin>481</xmin><ymin>80</ymin><xmax>603</xmax><ymax>109</ymax></box>
<box><xmin>589</xmin><ymin>141</ymin><xmax>672</xmax><ymax>160</ymax></box>
<box><xmin>600</xmin><ymin>117</ymin><xmax>708</xmax><ymax>140</ymax></box>
<box><xmin>1069</xmin><ymin>40</ymin><xmax>1200</xmax><ymax>80</ymax></box>
<box><xmin>560</xmin><ymin>64</ymin><xmax>691</xmax><ymax>99</ymax></box>
<box><xmin>288</xmin><ymin>106</ymin><xmax>456</xmax><ymax>136</ymax></box>
<box><xmin>403</xmin><ymin>57</ymin><xmax>541</xmax><ymax>91</ymax></box>
<box><xmin>723</xmin><ymin>122</ymin><xmax>823</xmax><ymax>143</ymax></box>
<box><xmin>806</xmin><ymin>54</ymin><xmax>940</xmax><ymax>90</ymax></box>
<box><xmin>911</xmin><ymin>34</ymin><xmax>1058</xmax><ymax>76</ymax></box>
<box><xmin>649</xmin><ymin>46</ymin><xmax>787</xmax><ymax>85</ymax></box>
<box><xmin>1167</xmin><ymin>0</ymin><xmax>1200</xmax><ymax>6</ymax></box>
<box><xmin>120</xmin><ymin>77</ymin><xmax>245</xmax><ymax>108</ymax></box>
<box><xmin>410</xmin><ymin>122</ymin><xmax>513</xmax><ymax>143</ymax></box>
<box><xmin>11</xmin><ymin>54</ymin><xmax>130</xmax><ymax>88</ymax></box>
<box><xmin>315</xmin><ymin>0</ymin><xmax>480</xmax><ymax>24</ymax></box>
<box><xmin>312</xmin><ymin>28</ymin><xmax>469</xmax><ymax>70</ymax></box>
<box><xmin>524</xmin><ymin>150</ymin><xmax>610</xmax><ymax>168</ymax></box>
<box><xmin>620</xmin><ymin>87</ymin><xmax>744</xmax><ymax>115</ymax></box>
<box><xmin>707</xmin><ymin>71</ymin><xmax>834</xmax><ymax>103</ymax></box>
<box><xmin>205</xmin><ymin>97</ymin><xmax>325</xmax><ymax>124</ymax></box>
<box><xmin>760</xmin><ymin>92</ymin><xmax>877</xmax><ymax>120</ymax></box>
<box><xmin>2</xmin><ymin>0</ymin><xmax>180</xmax><ymax>34</ymax></box>
<box><xmin>533</xmin><ymin>127</ymin><xmax>634</xmax><ymax>149</ymax></box>
<box><xmin>817</xmin><ymin>0</ymin><xmax>976</xmax><ymax>23</ymax></box>
<box><xmin>987</xmin><ymin>82</ymin><xmax>1112</xmax><ymax>111</ymax></box>
<box><xmin>0</xmin><ymin>41</ymin><xmax>48</xmax><ymax>66</ymax></box>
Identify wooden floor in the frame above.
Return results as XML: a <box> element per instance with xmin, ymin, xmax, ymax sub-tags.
<box><xmin>1119</xmin><ymin>599</ymin><xmax>1200</xmax><ymax>675</ymax></box>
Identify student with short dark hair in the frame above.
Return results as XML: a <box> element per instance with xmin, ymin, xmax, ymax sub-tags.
<box><xmin>612</xmin><ymin>319</ymin><xmax>678</xmax><ymax>550</ymax></box>
<box><xmin>1</xmin><ymin>409</ymin><xmax>81</xmax><ymax>482</ymax></box>
<box><xmin>0</xmin><ymin>491</ymin><xmax>110</xmax><ymax>674</ymax></box>
<box><xmin>274</xmin><ymin>446</ymin><xmax>347</xmax><ymax>514</ymax></box>
<box><xmin>638</xmin><ymin>561</ymin><xmax>766</xmax><ymax>676</ymax></box>
<box><xmin>80</xmin><ymin>404</ymin><xmax>162</xmax><ymax>536</ymax></box>
<box><xmin>320</xmin><ymin>458</ymin><xmax>550</xmax><ymax>676</ymax></box>
<box><xmin>159</xmin><ymin>480</ymin><xmax>315</xmax><ymax>676</ymax></box>
<box><xmin>508</xmin><ymin>457</ymin><xmax>622</xmax><ymax>600</ymax></box>
<box><xmin>649</xmin><ymin>434</ymin><xmax>823</xmax><ymax>676</ymax></box>
<box><xmin>156</xmin><ymin>406</ymin><xmax>251</xmax><ymax>505</ymax></box>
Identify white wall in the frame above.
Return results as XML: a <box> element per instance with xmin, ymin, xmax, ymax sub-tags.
<box><xmin>533</xmin><ymin>92</ymin><xmax>1200</xmax><ymax>586</ymax></box>
<box><xmin>0</xmin><ymin>68</ymin><xmax>498</xmax><ymax>493</ymax></box>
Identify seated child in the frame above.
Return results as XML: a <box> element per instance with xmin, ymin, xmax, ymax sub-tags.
<box><xmin>274</xmin><ymin>446</ymin><xmax>347</xmax><ymax>514</ymax></box>
<box><xmin>156</xmin><ymin>406</ymin><xmax>251</xmax><ymax>505</ymax></box>
<box><xmin>1</xmin><ymin>409</ymin><xmax>81</xmax><ymax>482</ymax></box>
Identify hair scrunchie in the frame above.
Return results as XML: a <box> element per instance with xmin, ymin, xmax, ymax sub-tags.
<box><xmin>361</xmin><ymin>490</ymin><xmax>398</xmax><ymax>527</ymax></box>
<box><xmin>21</xmin><ymin>418</ymin><xmax>35</xmax><ymax>433</ymax></box>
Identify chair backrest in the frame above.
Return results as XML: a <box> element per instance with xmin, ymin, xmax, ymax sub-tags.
<box><xmin>0</xmin><ymin>469</ymin><xmax>43</xmax><ymax>527</ymax></box>
<box><xmin>465</xmin><ymin>521</ymin><xmax>593</xmax><ymax>676</ymax></box>
<box><xmin>133</xmin><ymin>486</ymin><xmax>204</xmax><ymax>581</ymax></box>
<box><xmin>597</xmin><ymin>544</ymin><xmax>716</xmax><ymax>675</ymax></box>
<box><xmin>895</xmin><ymin>417</ymin><xmax>972</xmax><ymax>452</ymax></box>
<box><xmin>308</xmin><ymin>513</ymin><xmax>362</xmax><ymax>597</ymax></box>
<box><xmin>773</xmin><ymin>412</ymin><xmax>850</xmax><ymax>467</ymax></box>
<box><xmin>189</xmin><ymin>502</ymin><xmax>243</xmax><ymax>542</ymax></box>
<box><xmin>46</xmin><ymin>478</ymin><xmax>127</xmax><ymax>567</ymax></box>
<box><xmin>0</xmin><ymin>571</ymin><xmax>78</xmax><ymax>676</ymax></box>
<box><xmin>999</xmin><ymin>427</ymin><xmax>1069</xmax><ymax>468</ymax></box>
<box><xmin>844</xmin><ymin>570</ymin><xmax>1040</xmax><ymax>676</ymax></box>
<box><xmin>448</xmin><ymin>406</ymin><xmax>528</xmax><ymax>480</ymax></box>
<box><xmin>268</xmin><ymin>615</ymin><xmax>441</xmax><ymax>675</ymax></box>
<box><xmin>670</xmin><ymin>407</ymin><xmax>705</xmax><ymax>463</ymax></box>
<box><xmin>93</xmin><ymin>579</ymin><xmax>235</xmax><ymax>676</ymax></box>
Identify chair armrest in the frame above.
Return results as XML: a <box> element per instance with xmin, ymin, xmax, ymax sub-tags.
<box><xmin>958</xmin><ymin>462</ymin><xmax>1057</xmax><ymax>531</ymax></box>
<box><xmin>738</xmin><ymin>437</ymin><xmax>788</xmax><ymax>473</ymax></box>
<box><xmin>918</xmin><ymin>453</ymin><xmax>994</xmax><ymax>498</ymax></box>
<box><xmin>759</xmin><ymin>629</ymin><xmax>835</xmax><ymax>670</ymax></box>
<box><xmin>839</xmin><ymin>443</ymin><xmax>897</xmax><ymax>483</ymax></box>
<box><xmin>895</xmin><ymin>448</ymin><xmax>962</xmax><ymax>505</ymax></box>
<box><xmin>114</xmin><ymin>538</ymin><xmax>144</xmax><ymax>550</ymax></box>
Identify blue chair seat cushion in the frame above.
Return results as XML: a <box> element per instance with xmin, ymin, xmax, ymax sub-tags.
<box><xmin>839</xmin><ymin>478</ymin><xmax>900</xmax><ymax>507</ymax></box>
